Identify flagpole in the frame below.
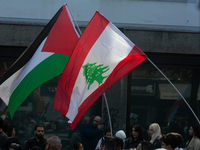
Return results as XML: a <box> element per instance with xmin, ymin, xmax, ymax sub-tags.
<box><xmin>103</xmin><ymin>93</ymin><xmax>113</xmax><ymax>137</ymax></box>
<box><xmin>65</xmin><ymin>3</ymin><xmax>82</xmax><ymax>35</ymax></box>
<box><xmin>147</xmin><ymin>58</ymin><xmax>200</xmax><ymax>125</ymax></box>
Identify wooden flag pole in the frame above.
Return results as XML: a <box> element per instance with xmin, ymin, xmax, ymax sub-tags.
<box><xmin>148</xmin><ymin>58</ymin><xmax>200</xmax><ymax>125</ymax></box>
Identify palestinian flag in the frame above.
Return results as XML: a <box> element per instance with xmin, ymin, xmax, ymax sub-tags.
<box><xmin>0</xmin><ymin>63</ymin><xmax>8</xmax><ymax>114</ymax></box>
<box><xmin>53</xmin><ymin>11</ymin><xmax>147</xmax><ymax>130</ymax></box>
<box><xmin>0</xmin><ymin>5</ymin><xmax>79</xmax><ymax>118</ymax></box>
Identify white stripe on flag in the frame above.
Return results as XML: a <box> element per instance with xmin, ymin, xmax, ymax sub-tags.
<box><xmin>0</xmin><ymin>38</ymin><xmax>53</xmax><ymax>105</ymax></box>
<box><xmin>66</xmin><ymin>22</ymin><xmax>135</xmax><ymax>121</ymax></box>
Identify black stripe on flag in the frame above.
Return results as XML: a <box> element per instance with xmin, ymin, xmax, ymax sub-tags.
<box><xmin>0</xmin><ymin>6</ymin><xmax>63</xmax><ymax>84</ymax></box>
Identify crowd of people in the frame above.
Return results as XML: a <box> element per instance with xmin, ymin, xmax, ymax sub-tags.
<box><xmin>69</xmin><ymin>116</ymin><xmax>200</xmax><ymax>150</ymax></box>
<box><xmin>0</xmin><ymin>115</ymin><xmax>200</xmax><ymax>150</ymax></box>
<box><xmin>72</xmin><ymin>116</ymin><xmax>200</xmax><ymax>150</ymax></box>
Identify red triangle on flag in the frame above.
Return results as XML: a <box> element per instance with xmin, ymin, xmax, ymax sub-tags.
<box><xmin>42</xmin><ymin>5</ymin><xmax>79</xmax><ymax>56</ymax></box>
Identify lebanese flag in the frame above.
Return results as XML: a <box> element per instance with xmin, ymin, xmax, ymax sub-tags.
<box><xmin>165</xmin><ymin>84</ymin><xmax>191</xmax><ymax>122</ymax></box>
<box><xmin>0</xmin><ymin>5</ymin><xmax>79</xmax><ymax>118</ymax></box>
<box><xmin>54</xmin><ymin>11</ymin><xmax>147</xmax><ymax>130</ymax></box>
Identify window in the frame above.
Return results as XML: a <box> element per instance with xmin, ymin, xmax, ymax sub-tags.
<box><xmin>128</xmin><ymin>55</ymin><xmax>200</xmax><ymax>147</ymax></box>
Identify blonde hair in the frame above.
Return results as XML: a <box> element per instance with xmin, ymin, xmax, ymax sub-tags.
<box><xmin>149</xmin><ymin>123</ymin><xmax>162</xmax><ymax>144</ymax></box>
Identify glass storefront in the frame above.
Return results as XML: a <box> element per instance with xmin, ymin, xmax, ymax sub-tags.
<box><xmin>129</xmin><ymin>64</ymin><xmax>200</xmax><ymax>146</ymax></box>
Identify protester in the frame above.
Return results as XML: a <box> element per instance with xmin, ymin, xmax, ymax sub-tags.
<box><xmin>148</xmin><ymin>123</ymin><xmax>162</xmax><ymax>148</ymax></box>
<box><xmin>5</xmin><ymin>137</ymin><xmax>22</xmax><ymax>150</ymax></box>
<box><xmin>24</xmin><ymin>117</ymin><xmax>34</xmax><ymax>137</ymax></box>
<box><xmin>115</xmin><ymin>130</ymin><xmax>126</xmax><ymax>140</ymax></box>
<box><xmin>160</xmin><ymin>132</ymin><xmax>183</xmax><ymax>150</ymax></box>
<box><xmin>114</xmin><ymin>137</ymin><xmax>123</xmax><ymax>150</ymax></box>
<box><xmin>45</xmin><ymin>121</ymin><xmax>56</xmax><ymax>131</ymax></box>
<box><xmin>45</xmin><ymin>136</ymin><xmax>62</xmax><ymax>150</ymax></box>
<box><xmin>7</xmin><ymin>125</ymin><xmax>15</xmax><ymax>137</ymax></box>
<box><xmin>3</xmin><ymin>120</ymin><xmax>9</xmax><ymax>135</ymax></box>
<box><xmin>0</xmin><ymin>118</ymin><xmax>8</xmax><ymax>150</ymax></box>
<box><xmin>101</xmin><ymin>137</ymin><xmax>115</xmax><ymax>150</ymax></box>
<box><xmin>24</xmin><ymin>125</ymin><xmax>46</xmax><ymax>150</ymax></box>
<box><xmin>69</xmin><ymin>123</ymin><xmax>83</xmax><ymax>150</ymax></box>
<box><xmin>184</xmin><ymin>125</ymin><xmax>200</xmax><ymax>150</ymax></box>
<box><xmin>115</xmin><ymin>130</ymin><xmax>126</xmax><ymax>148</ymax></box>
<box><xmin>34</xmin><ymin>112</ymin><xmax>43</xmax><ymax>125</ymax></box>
<box><xmin>96</xmin><ymin>128</ymin><xmax>111</xmax><ymax>150</ymax></box>
<box><xmin>125</xmin><ymin>124</ymin><xmax>144</xmax><ymax>148</ymax></box>
<box><xmin>17</xmin><ymin>120</ymin><xmax>25</xmax><ymax>138</ymax></box>
<box><xmin>83</xmin><ymin>116</ymin><xmax>104</xmax><ymax>150</ymax></box>
<box><xmin>73</xmin><ymin>143</ymin><xmax>84</xmax><ymax>150</ymax></box>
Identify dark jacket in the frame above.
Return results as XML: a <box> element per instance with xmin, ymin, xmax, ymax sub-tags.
<box><xmin>0</xmin><ymin>131</ymin><xmax>8</xmax><ymax>150</ymax></box>
<box><xmin>125</xmin><ymin>137</ymin><xmax>144</xmax><ymax>148</ymax></box>
<box><xmin>83</xmin><ymin>124</ymin><xmax>103</xmax><ymax>150</ymax></box>
<box><xmin>153</xmin><ymin>138</ymin><xmax>162</xmax><ymax>149</ymax></box>
<box><xmin>23</xmin><ymin>137</ymin><xmax>46</xmax><ymax>150</ymax></box>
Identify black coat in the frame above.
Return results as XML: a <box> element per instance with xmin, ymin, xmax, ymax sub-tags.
<box><xmin>125</xmin><ymin>137</ymin><xmax>143</xmax><ymax>148</ymax></box>
<box><xmin>152</xmin><ymin>138</ymin><xmax>162</xmax><ymax>149</ymax></box>
<box><xmin>23</xmin><ymin>137</ymin><xmax>46</xmax><ymax>150</ymax></box>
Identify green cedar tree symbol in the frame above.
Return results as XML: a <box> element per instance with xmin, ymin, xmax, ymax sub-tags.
<box><xmin>82</xmin><ymin>62</ymin><xmax>109</xmax><ymax>90</ymax></box>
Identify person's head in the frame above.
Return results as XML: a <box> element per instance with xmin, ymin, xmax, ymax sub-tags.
<box><xmin>8</xmin><ymin>125</ymin><xmax>15</xmax><ymax>137</ymax></box>
<box><xmin>93</xmin><ymin>116</ymin><xmax>101</xmax><ymax>128</ymax></box>
<box><xmin>160</xmin><ymin>132</ymin><xmax>183</xmax><ymax>150</ymax></box>
<box><xmin>115</xmin><ymin>130</ymin><xmax>126</xmax><ymax>140</ymax></box>
<box><xmin>34</xmin><ymin>125</ymin><xmax>45</xmax><ymax>139</ymax></box>
<box><xmin>138</xmin><ymin>141</ymin><xmax>154</xmax><ymax>150</ymax></box>
<box><xmin>105</xmin><ymin>132</ymin><xmax>111</xmax><ymax>137</ymax></box>
<box><xmin>104</xmin><ymin>128</ymin><xmax>111</xmax><ymax>137</ymax></box>
<box><xmin>189</xmin><ymin>125</ymin><xmax>200</xmax><ymax>138</ymax></box>
<box><xmin>132</xmin><ymin>124</ymin><xmax>143</xmax><ymax>140</ymax></box>
<box><xmin>114</xmin><ymin>137</ymin><xmax>123</xmax><ymax>150</ymax></box>
<box><xmin>5</xmin><ymin>137</ymin><xmax>21</xmax><ymax>150</ymax></box>
<box><xmin>149</xmin><ymin>123</ymin><xmax>162</xmax><ymax>143</ymax></box>
<box><xmin>101</xmin><ymin>137</ymin><xmax>115</xmax><ymax>150</ymax></box>
<box><xmin>73</xmin><ymin>143</ymin><xmax>83</xmax><ymax>150</ymax></box>
<box><xmin>45</xmin><ymin>136</ymin><xmax>62</xmax><ymax>150</ymax></box>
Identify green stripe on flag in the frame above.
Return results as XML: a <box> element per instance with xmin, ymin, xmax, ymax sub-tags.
<box><xmin>8</xmin><ymin>53</ymin><xmax>69</xmax><ymax>117</ymax></box>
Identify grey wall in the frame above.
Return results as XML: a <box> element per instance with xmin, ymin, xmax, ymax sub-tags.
<box><xmin>101</xmin><ymin>75</ymin><xmax>128</xmax><ymax>135</ymax></box>
<box><xmin>125</xmin><ymin>30</ymin><xmax>200</xmax><ymax>55</ymax></box>
<box><xmin>1</xmin><ymin>22</ymin><xmax>199</xmax><ymax>55</ymax></box>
